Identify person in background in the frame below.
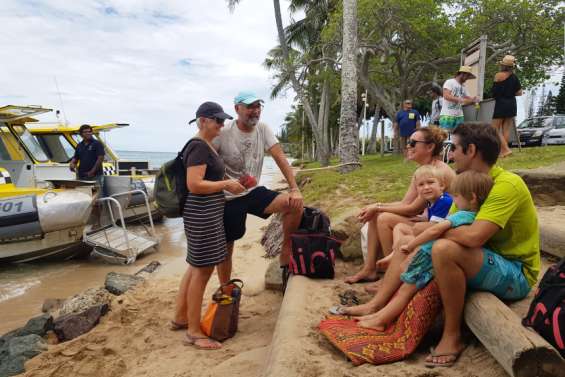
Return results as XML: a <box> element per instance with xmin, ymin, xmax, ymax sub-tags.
<box><xmin>491</xmin><ymin>55</ymin><xmax>522</xmax><ymax>158</ymax></box>
<box><xmin>173</xmin><ymin>101</ymin><xmax>245</xmax><ymax>350</ymax></box>
<box><xmin>439</xmin><ymin>66</ymin><xmax>479</xmax><ymax>132</ymax></box>
<box><xmin>70</xmin><ymin>124</ymin><xmax>105</xmax><ymax>194</ymax></box>
<box><xmin>394</xmin><ymin>99</ymin><xmax>421</xmax><ymax>154</ymax></box>
<box><xmin>429</xmin><ymin>84</ymin><xmax>443</xmax><ymax>126</ymax></box>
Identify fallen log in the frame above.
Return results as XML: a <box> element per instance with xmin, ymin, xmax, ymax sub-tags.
<box><xmin>464</xmin><ymin>292</ymin><xmax>565</xmax><ymax>377</ymax></box>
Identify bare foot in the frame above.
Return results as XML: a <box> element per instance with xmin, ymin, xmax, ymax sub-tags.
<box><xmin>342</xmin><ymin>302</ymin><xmax>377</xmax><ymax>316</ymax></box>
<box><xmin>344</xmin><ymin>269</ymin><xmax>379</xmax><ymax>284</ymax></box>
<box><xmin>364</xmin><ymin>280</ymin><xmax>383</xmax><ymax>294</ymax></box>
<box><xmin>357</xmin><ymin>314</ymin><xmax>387</xmax><ymax>331</ymax></box>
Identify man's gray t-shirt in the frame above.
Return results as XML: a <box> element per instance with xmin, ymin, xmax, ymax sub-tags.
<box><xmin>213</xmin><ymin>120</ymin><xmax>278</xmax><ymax>200</ymax></box>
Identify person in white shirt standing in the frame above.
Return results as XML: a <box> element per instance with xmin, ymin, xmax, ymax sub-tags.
<box><xmin>429</xmin><ymin>84</ymin><xmax>443</xmax><ymax>126</ymax></box>
<box><xmin>439</xmin><ymin>66</ymin><xmax>479</xmax><ymax>132</ymax></box>
<box><xmin>213</xmin><ymin>91</ymin><xmax>304</xmax><ymax>288</ymax></box>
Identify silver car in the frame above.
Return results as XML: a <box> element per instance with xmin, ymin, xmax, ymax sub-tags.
<box><xmin>542</xmin><ymin>116</ymin><xmax>565</xmax><ymax>145</ymax></box>
<box><xmin>513</xmin><ymin>115</ymin><xmax>565</xmax><ymax>147</ymax></box>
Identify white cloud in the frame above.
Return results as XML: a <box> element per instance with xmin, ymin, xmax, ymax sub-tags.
<box><xmin>0</xmin><ymin>0</ymin><xmax>297</xmax><ymax>152</ymax></box>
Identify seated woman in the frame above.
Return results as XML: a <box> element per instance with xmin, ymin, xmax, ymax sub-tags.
<box><xmin>345</xmin><ymin>127</ymin><xmax>455</xmax><ymax>284</ymax></box>
<box><xmin>355</xmin><ymin>171</ymin><xmax>493</xmax><ymax>332</ymax></box>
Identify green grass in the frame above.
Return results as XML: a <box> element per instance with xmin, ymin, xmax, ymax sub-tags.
<box><xmin>298</xmin><ymin>145</ymin><xmax>565</xmax><ymax>211</ymax></box>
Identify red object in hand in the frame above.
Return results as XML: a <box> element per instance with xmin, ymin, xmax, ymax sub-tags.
<box><xmin>239</xmin><ymin>174</ymin><xmax>257</xmax><ymax>189</ymax></box>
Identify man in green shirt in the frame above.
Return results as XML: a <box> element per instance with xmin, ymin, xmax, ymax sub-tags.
<box><xmin>427</xmin><ymin>123</ymin><xmax>540</xmax><ymax>367</ymax></box>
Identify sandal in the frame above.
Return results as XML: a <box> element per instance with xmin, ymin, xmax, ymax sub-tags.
<box><xmin>169</xmin><ymin>320</ymin><xmax>188</xmax><ymax>331</ymax></box>
<box><xmin>424</xmin><ymin>346</ymin><xmax>465</xmax><ymax>368</ymax></box>
<box><xmin>328</xmin><ymin>305</ymin><xmax>348</xmax><ymax>315</ymax></box>
<box><xmin>183</xmin><ymin>333</ymin><xmax>222</xmax><ymax>350</ymax></box>
<box><xmin>339</xmin><ymin>290</ymin><xmax>360</xmax><ymax>306</ymax></box>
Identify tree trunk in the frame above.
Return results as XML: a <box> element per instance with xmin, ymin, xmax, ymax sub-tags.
<box><xmin>273</xmin><ymin>0</ymin><xmax>330</xmax><ymax>166</ymax></box>
<box><xmin>338</xmin><ymin>0</ymin><xmax>360</xmax><ymax>173</ymax></box>
<box><xmin>317</xmin><ymin>78</ymin><xmax>331</xmax><ymax>166</ymax></box>
<box><xmin>367</xmin><ymin>106</ymin><xmax>378</xmax><ymax>154</ymax></box>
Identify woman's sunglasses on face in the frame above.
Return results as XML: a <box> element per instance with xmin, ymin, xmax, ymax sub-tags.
<box><xmin>407</xmin><ymin>139</ymin><xmax>430</xmax><ymax>148</ymax></box>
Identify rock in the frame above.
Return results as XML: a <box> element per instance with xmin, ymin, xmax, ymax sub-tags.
<box><xmin>20</xmin><ymin>314</ymin><xmax>53</xmax><ymax>337</ymax></box>
<box><xmin>105</xmin><ymin>272</ymin><xmax>144</xmax><ymax>296</ymax></box>
<box><xmin>58</xmin><ymin>288</ymin><xmax>112</xmax><ymax>316</ymax></box>
<box><xmin>261</xmin><ymin>213</ymin><xmax>284</xmax><ymax>258</ymax></box>
<box><xmin>42</xmin><ymin>298</ymin><xmax>65</xmax><ymax>313</ymax></box>
<box><xmin>7</xmin><ymin>334</ymin><xmax>47</xmax><ymax>358</ymax></box>
<box><xmin>53</xmin><ymin>304</ymin><xmax>109</xmax><ymax>342</ymax></box>
<box><xmin>265</xmin><ymin>259</ymin><xmax>283</xmax><ymax>291</ymax></box>
<box><xmin>0</xmin><ymin>314</ymin><xmax>53</xmax><ymax>346</ymax></box>
<box><xmin>0</xmin><ymin>355</ymin><xmax>27</xmax><ymax>376</ymax></box>
<box><xmin>134</xmin><ymin>260</ymin><xmax>161</xmax><ymax>276</ymax></box>
<box><xmin>331</xmin><ymin>209</ymin><xmax>364</xmax><ymax>261</ymax></box>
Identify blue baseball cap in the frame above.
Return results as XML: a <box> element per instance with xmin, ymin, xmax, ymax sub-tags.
<box><xmin>234</xmin><ymin>91</ymin><xmax>264</xmax><ymax>105</ymax></box>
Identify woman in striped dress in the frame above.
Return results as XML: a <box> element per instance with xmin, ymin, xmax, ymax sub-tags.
<box><xmin>172</xmin><ymin>102</ymin><xmax>245</xmax><ymax>350</ymax></box>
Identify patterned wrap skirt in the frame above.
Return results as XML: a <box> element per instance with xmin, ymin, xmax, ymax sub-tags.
<box><xmin>183</xmin><ymin>191</ymin><xmax>227</xmax><ymax>267</ymax></box>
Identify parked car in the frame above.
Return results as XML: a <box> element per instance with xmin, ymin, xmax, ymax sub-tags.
<box><xmin>542</xmin><ymin>115</ymin><xmax>565</xmax><ymax>145</ymax></box>
<box><xmin>512</xmin><ymin>115</ymin><xmax>565</xmax><ymax>147</ymax></box>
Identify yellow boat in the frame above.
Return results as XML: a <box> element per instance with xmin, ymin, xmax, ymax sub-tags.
<box><xmin>27</xmin><ymin>122</ymin><xmax>161</xmax><ymax>223</ymax></box>
<box><xmin>0</xmin><ymin>105</ymin><xmax>94</xmax><ymax>262</ymax></box>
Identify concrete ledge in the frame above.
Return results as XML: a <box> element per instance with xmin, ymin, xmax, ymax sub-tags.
<box><xmin>538</xmin><ymin>206</ymin><xmax>565</xmax><ymax>259</ymax></box>
<box><xmin>262</xmin><ymin>275</ymin><xmax>322</xmax><ymax>377</ymax></box>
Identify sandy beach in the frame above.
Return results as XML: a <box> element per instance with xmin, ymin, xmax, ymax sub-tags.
<box><xmin>22</xmin><ymin>212</ymin><xmax>282</xmax><ymax>377</ymax></box>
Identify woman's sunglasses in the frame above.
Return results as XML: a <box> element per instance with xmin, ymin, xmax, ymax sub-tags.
<box><xmin>407</xmin><ymin>140</ymin><xmax>430</xmax><ymax>148</ymax></box>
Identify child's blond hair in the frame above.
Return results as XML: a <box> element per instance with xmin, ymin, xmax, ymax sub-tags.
<box><xmin>450</xmin><ymin>171</ymin><xmax>493</xmax><ymax>205</ymax></box>
<box><xmin>413</xmin><ymin>165</ymin><xmax>450</xmax><ymax>190</ymax></box>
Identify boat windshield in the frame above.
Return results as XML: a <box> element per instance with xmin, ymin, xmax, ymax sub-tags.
<box><xmin>35</xmin><ymin>133</ymin><xmax>76</xmax><ymax>163</ymax></box>
<box><xmin>0</xmin><ymin>134</ymin><xmax>10</xmax><ymax>160</ymax></box>
<box><xmin>71</xmin><ymin>134</ymin><xmax>114</xmax><ymax>162</ymax></box>
<box><xmin>517</xmin><ymin>118</ymin><xmax>553</xmax><ymax>129</ymax></box>
<box><xmin>11</xmin><ymin>125</ymin><xmax>50</xmax><ymax>162</ymax></box>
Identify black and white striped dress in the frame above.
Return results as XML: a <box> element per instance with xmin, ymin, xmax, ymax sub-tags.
<box><xmin>183</xmin><ymin>139</ymin><xmax>227</xmax><ymax>267</ymax></box>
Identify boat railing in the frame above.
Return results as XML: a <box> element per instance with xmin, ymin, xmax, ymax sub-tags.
<box><xmin>109</xmin><ymin>189</ymin><xmax>155</xmax><ymax>236</ymax></box>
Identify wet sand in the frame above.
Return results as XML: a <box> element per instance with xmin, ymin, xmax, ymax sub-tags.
<box><xmin>0</xmin><ymin>218</ymin><xmax>186</xmax><ymax>335</ymax></box>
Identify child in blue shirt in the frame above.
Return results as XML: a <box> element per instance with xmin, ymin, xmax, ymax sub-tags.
<box><xmin>377</xmin><ymin>165</ymin><xmax>453</xmax><ymax>269</ymax></box>
<box><xmin>357</xmin><ymin>171</ymin><xmax>493</xmax><ymax>331</ymax></box>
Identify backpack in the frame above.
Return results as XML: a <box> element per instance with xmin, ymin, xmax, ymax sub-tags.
<box><xmin>155</xmin><ymin>139</ymin><xmax>194</xmax><ymax>218</ymax></box>
<box><xmin>522</xmin><ymin>257</ymin><xmax>565</xmax><ymax>357</ymax></box>
<box><xmin>290</xmin><ymin>207</ymin><xmax>339</xmax><ymax>279</ymax></box>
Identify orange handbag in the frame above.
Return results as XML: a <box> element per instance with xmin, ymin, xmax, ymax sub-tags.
<box><xmin>201</xmin><ymin>279</ymin><xmax>243</xmax><ymax>341</ymax></box>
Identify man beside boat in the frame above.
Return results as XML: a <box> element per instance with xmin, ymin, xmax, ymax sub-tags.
<box><xmin>70</xmin><ymin>124</ymin><xmax>106</xmax><ymax>195</ymax></box>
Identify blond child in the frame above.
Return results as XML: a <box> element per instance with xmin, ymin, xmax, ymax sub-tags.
<box><xmin>376</xmin><ymin>165</ymin><xmax>453</xmax><ymax>270</ymax></box>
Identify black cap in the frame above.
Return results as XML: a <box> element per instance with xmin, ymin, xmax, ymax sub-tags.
<box><xmin>188</xmin><ymin>101</ymin><xmax>233</xmax><ymax>124</ymax></box>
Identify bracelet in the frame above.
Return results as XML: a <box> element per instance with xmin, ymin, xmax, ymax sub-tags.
<box><xmin>289</xmin><ymin>187</ymin><xmax>300</xmax><ymax>193</ymax></box>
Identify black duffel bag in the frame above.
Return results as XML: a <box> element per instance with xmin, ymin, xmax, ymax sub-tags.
<box><xmin>522</xmin><ymin>257</ymin><xmax>565</xmax><ymax>357</ymax></box>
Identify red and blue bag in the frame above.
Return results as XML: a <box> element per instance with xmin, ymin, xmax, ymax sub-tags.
<box><xmin>522</xmin><ymin>258</ymin><xmax>565</xmax><ymax>357</ymax></box>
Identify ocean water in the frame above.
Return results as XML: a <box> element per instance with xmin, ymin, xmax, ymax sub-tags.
<box><xmin>116</xmin><ymin>150</ymin><xmax>281</xmax><ymax>186</ymax></box>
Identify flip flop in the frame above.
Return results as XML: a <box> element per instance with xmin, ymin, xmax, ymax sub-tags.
<box><xmin>339</xmin><ymin>290</ymin><xmax>360</xmax><ymax>306</ymax></box>
<box><xmin>183</xmin><ymin>333</ymin><xmax>222</xmax><ymax>350</ymax></box>
<box><xmin>328</xmin><ymin>305</ymin><xmax>348</xmax><ymax>315</ymax></box>
<box><xmin>424</xmin><ymin>346</ymin><xmax>465</xmax><ymax>368</ymax></box>
<box><xmin>169</xmin><ymin>320</ymin><xmax>188</xmax><ymax>331</ymax></box>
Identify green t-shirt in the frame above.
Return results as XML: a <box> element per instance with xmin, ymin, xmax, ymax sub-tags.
<box><xmin>475</xmin><ymin>166</ymin><xmax>540</xmax><ymax>286</ymax></box>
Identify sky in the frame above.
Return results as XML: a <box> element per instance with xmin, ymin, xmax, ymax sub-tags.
<box><xmin>0</xmin><ymin>0</ymin><xmax>296</xmax><ymax>152</ymax></box>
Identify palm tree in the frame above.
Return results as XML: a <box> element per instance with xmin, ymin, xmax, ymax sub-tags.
<box><xmin>226</xmin><ymin>0</ymin><xmax>333</xmax><ymax>165</ymax></box>
<box><xmin>338</xmin><ymin>0</ymin><xmax>359</xmax><ymax>171</ymax></box>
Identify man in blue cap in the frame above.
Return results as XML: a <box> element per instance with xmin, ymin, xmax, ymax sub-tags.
<box><xmin>213</xmin><ymin>90</ymin><xmax>304</xmax><ymax>288</ymax></box>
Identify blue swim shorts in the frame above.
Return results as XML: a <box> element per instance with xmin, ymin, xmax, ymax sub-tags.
<box><xmin>439</xmin><ymin>115</ymin><xmax>464</xmax><ymax>131</ymax></box>
<box><xmin>467</xmin><ymin>248</ymin><xmax>531</xmax><ymax>300</ymax></box>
